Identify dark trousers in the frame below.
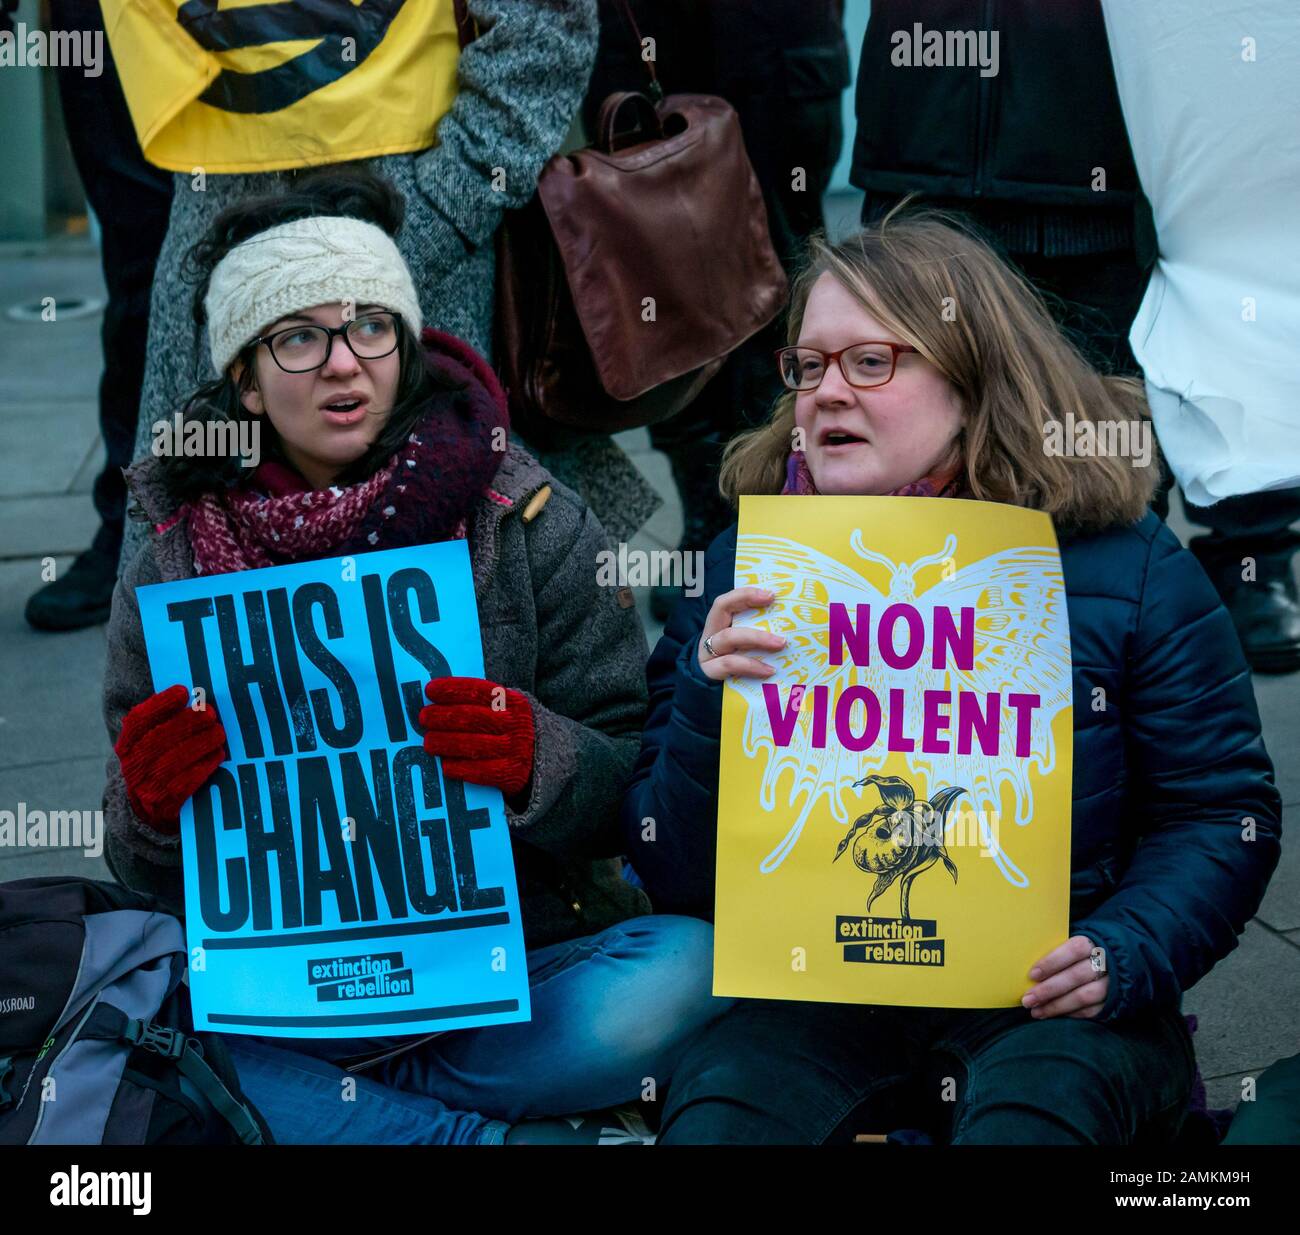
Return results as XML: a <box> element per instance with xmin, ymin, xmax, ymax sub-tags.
<box><xmin>658</xmin><ymin>998</ymin><xmax>1196</xmax><ymax>1145</ymax></box>
<box><xmin>50</xmin><ymin>0</ymin><xmax>173</xmax><ymax>563</ymax></box>
<box><xmin>1184</xmin><ymin>488</ymin><xmax>1300</xmax><ymax>552</ymax></box>
<box><xmin>1013</xmin><ymin>249</ymin><xmax>1146</xmax><ymax>379</ymax></box>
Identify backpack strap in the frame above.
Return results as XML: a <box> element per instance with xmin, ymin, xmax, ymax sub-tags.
<box><xmin>121</xmin><ymin>1019</ymin><xmax>265</xmax><ymax>1146</ymax></box>
<box><xmin>83</xmin><ymin>1005</ymin><xmax>265</xmax><ymax>1146</ymax></box>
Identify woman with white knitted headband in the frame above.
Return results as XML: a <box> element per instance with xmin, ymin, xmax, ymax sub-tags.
<box><xmin>100</xmin><ymin>170</ymin><xmax>732</xmax><ymax>1146</ymax></box>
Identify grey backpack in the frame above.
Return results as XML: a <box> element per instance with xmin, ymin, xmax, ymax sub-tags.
<box><xmin>0</xmin><ymin>877</ymin><xmax>270</xmax><ymax>1145</ymax></box>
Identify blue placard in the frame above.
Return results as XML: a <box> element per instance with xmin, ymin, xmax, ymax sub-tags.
<box><xmin>135</xmin><ymin>542</ymin><xmax>531</xmax><ymax>1037</ymax></box>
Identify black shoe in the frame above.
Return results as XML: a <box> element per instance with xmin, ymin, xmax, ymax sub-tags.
<box><xmin>24</xmin><ymin>544</ymin><xmax>119</xmax><ymax>632</ymax></box>
<box><xmin>1190</xmin><ymin>537</ymin><xmax>1300</xmax><ymax>674</ymax></box>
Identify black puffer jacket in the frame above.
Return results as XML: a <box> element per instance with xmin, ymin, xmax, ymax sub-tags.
<box><xmin>851</xmin><ymin>0</ymin><xmax>1139</xmax><ymax>208</ymax></box>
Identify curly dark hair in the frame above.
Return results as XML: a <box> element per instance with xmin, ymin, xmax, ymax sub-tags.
<box><xmin>156</xmin><ymin>166</ymin><xmax>458</xmax><ymax>504</ymax></box>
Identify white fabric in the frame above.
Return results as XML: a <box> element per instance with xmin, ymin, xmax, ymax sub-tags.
<box><xmin>205</xmin><ymin>216</ymin><xmax>423</xmax><ymax>374</ymax></box>
<box><xmin>1101</xmin><ymin>0</ymin><xmax>1300</xmax><ymax>506</ymax></box>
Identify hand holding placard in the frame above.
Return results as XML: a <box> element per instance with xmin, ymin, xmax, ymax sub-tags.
<box><xmin>115</xmin><ymin>684</ymin><xmax>227</xmax><ymax>832</ymax></box>
<box><xmin>419</xmin><ymin>676</ymin><xmax>536</xmax><ymax>803</ymax></box>
<box><xmin>696</xmin><ymin>587</ymin><xmax>783</xmax><ymax>681</ymax></box>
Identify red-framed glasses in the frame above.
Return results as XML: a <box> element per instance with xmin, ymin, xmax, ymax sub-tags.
<box><xmin>776</xmin><ymin>342</ymin><xmax>918</xmax><ymax>391</ymax></box>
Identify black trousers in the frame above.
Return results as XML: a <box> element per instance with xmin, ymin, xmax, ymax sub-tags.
<box><xmin>659</xmin><ymin>997</ymin><xmax>1196</xmax><ymax>1145</ymax></box>
<box><xmin>50</xmin><ymin>0</ymin><xmax>173</xmax><ymax>563</ymax></box>
<box><xmin>1183</xmin><ymin>488</ymin><xmax>1300</xmax><ymax>550</ymax></box>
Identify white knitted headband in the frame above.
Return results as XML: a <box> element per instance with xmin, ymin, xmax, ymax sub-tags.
<box><xmin>205</xmin><ymin>215</ymin><xmax>423</xmax><ymax>374</ymax></box>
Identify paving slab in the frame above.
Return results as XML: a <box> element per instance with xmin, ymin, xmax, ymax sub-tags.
<box><xmin>0</xmin><ymin>755</ymin><xmax>110</xmax><ymax>883</ymax></box>
<box><xmin>0</xmin><ymin>558</ymin><xmax>111</xmax><ymax>767</ymax></box>
<box><xmin>0</xmin><ymin>492</ymin><xmax>98</xmax><ymax>558</ymax></box>
<box><xmin>0</xmin><ymin>249</ymin><xmax>108</xmax><ymax>405</ymax></box>
<box><xmin>0</xmin><ymin>401</ymin><xmax>99</xmax><ymax>497</ymax></box>
<box><xmin>0</xmin><ymin>754</ymin><xmax>108</xmax><ymax>823</ymax></box>
<box><xmin>0</xmin><ymin>843</ymin><xmax>109</xmax><ymax>885</ymax></box>
<box><xmin>1252</xmin><ymin>672</ymin><xmax>1300</xmax><ymax>809</ymax></box>
<box><xmin>632</xmin><ymin>449</ymin><xmax>683</xmax><ymax>552</ymax></box>
<box><xmin>1257</xmin><ymin>831</ymin><xmax>1300</xmax><ymax>932</ymax></box>
<box><xmin>614</xmin><ymin>427</ymin><xmax>653</xmax><ymax>457</ymax></box>
<box><xmin>1203</xmin><ymin>1071</ymin><xmax>1256</xmax><ymax>1118</ymax></box>
<box><xmin>1182</xmin><ymin>921</ymin><xmax>1300</xmax><ymax>1081</ymax></box>
<box><xmin>69</xmin><ymin>434</ymin><xmax>101</xmax><ymax>495</ymax></box>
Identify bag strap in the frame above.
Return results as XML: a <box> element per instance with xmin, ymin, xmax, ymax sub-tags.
<box><xmin>611</xmin><ymin>0</ymin><xmax>663</xmax><ymax>102</ymax></box>
<box><xmin>81</xmin><ymin>1006</ymin><xmax>265</xmax><ymax>1146</ymax></box>
<box><xmin>119</xmin><ymin>1018</ymin><xmax>266</xmax><ymax>1146</ymax></box>
<box><xmin>597</xmin><ymin>91</ymin><xmax>664</xmax><ymax>152</ymax></box>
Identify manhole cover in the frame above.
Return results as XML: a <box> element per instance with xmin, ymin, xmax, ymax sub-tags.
<box><xmin>6</xmin><ymin>296</ymin><xmax>105</xmax><ymax>322</ymax></box>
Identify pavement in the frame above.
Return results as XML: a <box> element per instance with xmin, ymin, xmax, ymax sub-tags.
<box><xmin>1</xmin><ymin>214</ymin><xmax>1296</xmax><ymax>1119</ymax></box>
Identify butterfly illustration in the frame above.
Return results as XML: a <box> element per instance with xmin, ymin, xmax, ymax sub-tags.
<box><xmin>726</xmin><ymin>529</ymin><xmax>1071</xmax><ymax>881</ymax></box>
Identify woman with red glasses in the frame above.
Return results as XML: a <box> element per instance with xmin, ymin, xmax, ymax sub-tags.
<box><xmin>621</xmin><ymin>212</ymin><xmax>1281</xmax><ymax>1145</ymax></box>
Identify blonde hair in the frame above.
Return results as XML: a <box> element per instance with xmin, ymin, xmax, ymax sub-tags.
<box><xmin>720</xmin><ymin>209</ymin><xmax>1158</xmax><ymax>531</ymax></box>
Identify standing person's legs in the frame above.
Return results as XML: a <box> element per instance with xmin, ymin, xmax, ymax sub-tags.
<box><xmin>933</xmin><ymin>1004</ymin><xmax>1196</xmax><ymax>1145</ymax></box>
<box><xmin>1183</xmin><ymin>487</ymin><xmax>1300</xmax><ymax>674</ymax></box>
<box><xmin>28</xmin><ymin>0</ymin><xmax>173</xmax><ymax>630</ymax></box>
<box><xmin>1016</xmin><ymin>247</ymin><xmax>1174</xmax><ymax>518</ymax></box>
<box><xmin>657</xmin><ymin>1000</ymin><xmax>925</xmax><ymax>1145</ymax></box>
<box><xmin>1015</xmin><ymin>249</ymin><xmax>1149</xmax><ymax>379</ymax></box>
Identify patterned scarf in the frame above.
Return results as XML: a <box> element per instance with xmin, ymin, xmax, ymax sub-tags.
<box><xmin>185</xmin><ymin>457</ymin><xmax>401</xmax><ymax>576</ymax></box>
<box><xmin>781</xmin><ymin>450</ymin><xmax>967</xmax><ymax>498</ymax></box>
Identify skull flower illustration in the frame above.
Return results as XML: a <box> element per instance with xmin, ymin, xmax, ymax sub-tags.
<box><xmin>833</xmin><ymin>774</ymin><xmax>965</xmax><ymax>920</ymax></box>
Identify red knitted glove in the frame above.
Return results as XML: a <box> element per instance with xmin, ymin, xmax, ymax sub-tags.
<box><xmin>114</xmin><ymin>684</ymin><xmax>228</xmax><ymax>835</ymax></box>
<box><xmin>420</xmin><ymin>676</ymin><xmax>536</xmax><ymax>804</ymax></box>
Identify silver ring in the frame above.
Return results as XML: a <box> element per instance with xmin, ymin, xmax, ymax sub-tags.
<box><xmin>1089</xmin><ymin>947</ymin><xmax>1107</xmax><ymax>975</ymax></box>
<box><xmin>703</xmin><ymin>635</ymin><xmax>719</xmax><ymax>659</ymax></box>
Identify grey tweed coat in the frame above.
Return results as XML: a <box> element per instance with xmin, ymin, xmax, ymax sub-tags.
<box><xmin>120</xmin><ymin>0</ymin><xmax>659</xmax><ymax>578</ymax></box>
<box><xmin>103</xmin><ymin>444</ymin><xmax>654</xmax><ymax>949</ymax></box>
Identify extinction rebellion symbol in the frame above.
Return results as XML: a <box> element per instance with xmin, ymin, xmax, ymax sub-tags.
<box><xmin>177</xmin><ymin>0</ymin><xmax>407</xmax><ymax>115</ymax></box>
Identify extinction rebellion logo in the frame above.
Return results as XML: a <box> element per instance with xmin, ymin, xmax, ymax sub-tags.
<box><xmin>308</xmin><ymin>950</ymin><xmax>414</xmax><ymax>1002</ymax></box>
<box><xmin>836</xmin><ymin>916</ymin><xmax>947</xmax><ymax>967</ymax></box>
<box><xmin>178</xmin><ymin>0</ymin><xmax>407</xmax><ymax>114</ymax></box>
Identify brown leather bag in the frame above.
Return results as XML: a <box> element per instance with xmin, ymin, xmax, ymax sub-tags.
<box><xmin>494</xmin><ymin>65</ymin><xmax>788</xmax><ymax>432</ymax></box>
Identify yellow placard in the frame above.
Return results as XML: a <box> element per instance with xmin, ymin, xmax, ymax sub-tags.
<box><xmin>714</xmin><ymin>496</ymin><xmax>1073</xmax><ymax>1008</ymax></box>
<box><xmin>102</xmin><ymin>0</ymin><xmax>460</xmax><ymax>174</ymax></box>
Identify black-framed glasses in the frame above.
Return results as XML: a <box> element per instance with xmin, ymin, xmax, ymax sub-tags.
<box><xmin>776</xmin><ymin>342</ymin><xmax>918</xmax><ymax>391</ymax></box>
<box><xmin>252</xmin><ymin>311</ymin><xmax>402</xmax><ymax>374</ymax></box>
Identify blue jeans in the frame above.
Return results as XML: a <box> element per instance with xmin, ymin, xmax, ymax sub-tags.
<box><xmin>658</xmin><ymin>998</ymin><xmax>1197</xmax><ymax>1145</ymax></box>
<box><xmin>224</xmin><ymin>915</ymin><xmax>730</xmax><ymax>1144</ymax></box>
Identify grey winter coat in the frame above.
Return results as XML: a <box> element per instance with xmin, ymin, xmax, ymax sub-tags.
<box><xmin>119</xmin><ymin>0</ymin><xmax>659</xmax><ymax>579</ymax></box>
<box><xmin>103</xmin><ymin>445</ymin><xmax>653</xmax><ymax>949</ymax></box>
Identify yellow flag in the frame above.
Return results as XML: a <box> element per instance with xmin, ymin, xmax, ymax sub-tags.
<box><xmin>102</xmin><ymin>0</ymin><xmax>461</xmax><ymax>174</ymax></box>
<box><xmin>714</xmin><ymin>496</ymin><xmax>1073</xmax><ymax>1008</ymax></box>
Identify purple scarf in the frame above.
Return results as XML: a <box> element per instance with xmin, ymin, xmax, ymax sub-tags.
<box><xmin>781</xmin><ymin>450</ymin><xmax>967</xmax><ymax>498</ymax></box>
